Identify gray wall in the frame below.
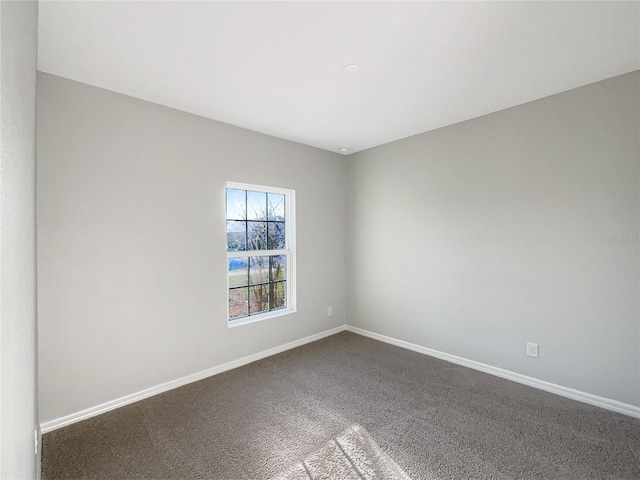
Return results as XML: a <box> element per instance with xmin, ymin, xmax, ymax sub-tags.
<box><xmin>37</xmin><ymin>66</ymin><xmax>639</xmax><ymax>423</ymax></box>
<box><xmin>36</xmin><ymin>73</ymin><xmax>347</xmax><ymax>423</ymax></box>
<box><xmin>347</xmin><ymin>72</ymin><xmax>640</xmax><ymax>407</ymax></box>
<box><xmin>1</xmin><ymin>1</ymin><xmax>39</xmax><ymax>478</ymax></box>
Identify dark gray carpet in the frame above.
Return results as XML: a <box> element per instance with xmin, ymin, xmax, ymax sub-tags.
<box><xmin>273</xmin><ymin>424</ymin><xmax>410</xmax><ymax>480</ymax></box>
<box><xmin>42</xmin><ymin>332</ymin><xmax>640</xmax><ymax>479</ymax></box>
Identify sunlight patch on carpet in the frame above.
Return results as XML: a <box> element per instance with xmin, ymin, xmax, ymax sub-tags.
<box><xmin>272</xmin><ymin>424</ymin><xmax>411</xmax><ymax>480</ymax></box>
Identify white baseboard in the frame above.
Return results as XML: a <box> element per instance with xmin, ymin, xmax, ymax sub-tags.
<box><xmin>346</xmin><ymin>325</ymin><xmax>640</xmax><ymax>420</ymax></box>
<box><xmin>40</xmin><ymin>325</ymin><xmax>347</xmax><ymax>433</ymax></box>
<box><xmin>40</xmin><ymin>323</ymin><xmax>640</xmax><ymax>434</ymax></box>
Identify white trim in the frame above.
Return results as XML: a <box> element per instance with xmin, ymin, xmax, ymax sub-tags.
<box><xmin>345</xmin><ymin>325</ymin><xmax>640</xmax><ymax>420</ymax></box>
<box><xmin>226</xmin><ymin>181</ymin><xmax>291</xmax><ymax>196</ymax></box>
<box><xmin>40</xmin><ymin>325</ymin><xmax>347</xmax><ymax>433</ymax></box>
<box><xmin>42</xmin><ymin>323</ymin><xmax>638</xmax><ymax>434</ymax></box>
<box><xmin>227</xmin><ymin>307</ymin><xmax>296</xmax><ymax>328</ymax></box>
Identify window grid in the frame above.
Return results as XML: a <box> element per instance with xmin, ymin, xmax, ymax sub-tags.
<box><xmin>226</xmin><ymin>184</ymin><xmax>294</xmax><ymax>325</ymax></box>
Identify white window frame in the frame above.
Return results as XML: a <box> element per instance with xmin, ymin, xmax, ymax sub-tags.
<box><xmin>226</xmin><ymin>181</ymin><xmax>296</xmax><ymax>327</ymax></box>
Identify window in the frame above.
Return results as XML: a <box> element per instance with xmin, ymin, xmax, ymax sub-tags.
<box><xmin>226</xmin><ymin>182</ymin><xmax>296</xmax><ymax>326</ymax></box>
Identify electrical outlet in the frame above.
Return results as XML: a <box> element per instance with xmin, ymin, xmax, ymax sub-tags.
<box><xmin>526</xmin><ymin>342</ymin><xmax>539</xmax><ymax>358</ymax></box>
<box><xmin>327</xmin><ymin>306</ymin><xmax>333</xmax><ymax>316</ymax></box>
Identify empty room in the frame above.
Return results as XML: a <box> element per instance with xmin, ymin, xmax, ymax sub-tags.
<box><xmin>1</xmin><ymin>1</ymin><xmax>639</xmax><ymax>479</ymax></box>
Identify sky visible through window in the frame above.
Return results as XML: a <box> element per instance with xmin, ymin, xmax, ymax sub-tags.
<box><xmin>226</xmin><ymin>188</ymin><xmax>284</xmax><ymax>222</ymax></box>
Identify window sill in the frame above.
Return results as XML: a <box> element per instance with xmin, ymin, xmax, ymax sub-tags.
<box><xmin>227</xmin><ymin>308</ymin><xmax>297</xmax><ymax>328</ymax></box>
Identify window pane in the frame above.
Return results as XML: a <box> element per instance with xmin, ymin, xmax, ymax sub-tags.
<box><xmin>249</xmin><ymin>256</ymin><xmax>269</xmax><ymax>285</ymax></box>
<box><xmin>267</xmin><ymin>222</ymin><xmax>285</xmax><ymax>250</ymax></box>
<box><xmin>228</xmin><ymin>257</ymin><xmax>248</xmax><ymax>288</ymax></box>
<box><xmin>229</xmin><ymin>287</ymin><xmax>248</xmax><ymax>319</ymax></box>
<box><xmin>249</xmin><ymin>285</ymin><xmax>269</xmax><ymax>314</ymax></box>
<box><xmin>247</xmin><ymin>191</ymin><xmax>267</xmax><ymax>221</ymax></box>
<box><xmin>269</xmin><ymin>255</ymin><xmax>286</xmax><ymax>282</ymax></box>
<box><xmin>268</xmin><ymin>193</ymin><xmax>285</xmax><ymax>221</ymax></box>
<box><xmin>247</xmin><ymin>221</ymin><xmax>267</xmax><ymax>250</ymax></box>
<box><xmin>269</xmin><ymin>281</ymin><xmax>286</xmax><ymax>310</ymax></box>
<box><xmin>227</xmin><ymin>221</ymin><xmax>246</xmax><ymax>252</ymax></box>
<box><xmin>226</xmin><ymin>189</ymin><xmax>246</xmax><ymax>220</ymax></box>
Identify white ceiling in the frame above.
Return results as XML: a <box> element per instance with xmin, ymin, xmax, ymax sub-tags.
<box><xmin>38</xmin><ymin>1</ymin><xmax>639</xmax><ymax>155</ymax></box>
